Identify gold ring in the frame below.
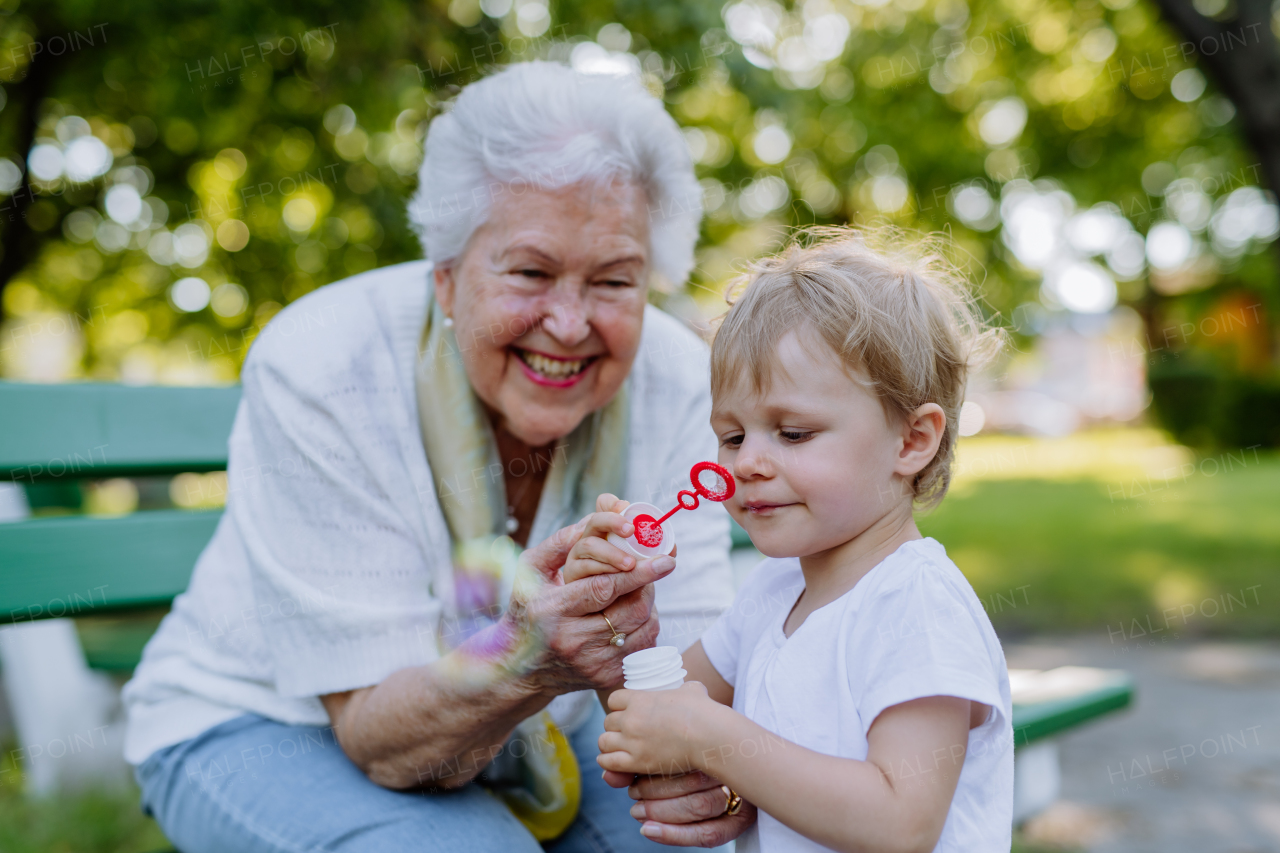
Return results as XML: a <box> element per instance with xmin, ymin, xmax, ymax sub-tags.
<box><xmin>721</xmin><ymin>785</ymin><xmax>743</xmax><ymax>816</ymax></box>
<box><xmin>601</xmin><ymin>612</ymin><xmax>626</xmax><ymax>648</ymax></box>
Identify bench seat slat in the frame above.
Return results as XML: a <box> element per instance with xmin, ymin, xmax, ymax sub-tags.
<box><xmin>0</xmin><ymin>510</ymin><xmax>219</xmax><ymax>623</ymax></box>
<box><xmin>76</xmin><ymin>610</ymin><xmax>169</xmax><ymax>671</ymax></box>
<box><xmin>1012</xmin><ymin>680</ymin><xmax>1134</xmax><ymax>744</ymax></box>
<box><xmin>0</xmin><ymin>382</ymin><xmax>241</xmax><ymax>481</ymax></box>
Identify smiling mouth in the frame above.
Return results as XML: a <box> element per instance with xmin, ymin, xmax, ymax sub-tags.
<box><xmin>513</xmin><ymin>348</ymin><xmax>600</xmax><ymax>383</ymax></box>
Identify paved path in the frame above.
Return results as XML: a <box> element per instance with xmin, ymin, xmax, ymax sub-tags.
<box><xmin>1006</xmin><ymin>635</ymin><xmax>1280</xmax><ymax>852</ymax></box>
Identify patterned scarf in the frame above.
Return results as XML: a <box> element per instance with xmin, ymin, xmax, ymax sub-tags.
<box><xmin>414</xmin><ymin>284</ymin><xmax>628</xmax><ymax>839</ymax></box>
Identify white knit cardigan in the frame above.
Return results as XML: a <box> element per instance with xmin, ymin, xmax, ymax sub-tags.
<box><xmin>122</xmin><ymin>260</ymin><xmax>735</xmax><ymax>764</ymax></box>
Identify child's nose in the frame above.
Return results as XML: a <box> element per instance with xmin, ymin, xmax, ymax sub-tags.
<box><xmin>733</xmin><ymin>442</ymin><xmax>774</xmax><ymax>479</ymax></box>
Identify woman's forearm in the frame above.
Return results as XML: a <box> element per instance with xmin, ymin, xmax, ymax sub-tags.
<box><xmin>325</xmin><ymin>620</ymin><xmax>553</xmax><ymax>790</ymax></box>
<box><xmin>327</xmin><ymin>522</ymin><xmax>671</xmax><ymax>790</ymax></box>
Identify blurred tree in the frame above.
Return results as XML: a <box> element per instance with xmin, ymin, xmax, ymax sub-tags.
<box><xmin>0</xmin><ymin>0</ymin><xmax>1275</xmax><ymax>443</ymax></box>
<box><xmin>1151</xmin><ymin>0</ymin><xmax>1280</xmax><ymax>197</ymax></box>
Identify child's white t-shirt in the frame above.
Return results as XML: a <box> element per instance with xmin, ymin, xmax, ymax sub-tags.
<box><xmin>699</xmin><ymin>537</ymin><xmax>1013</xmax><ymax>853</ymax></box>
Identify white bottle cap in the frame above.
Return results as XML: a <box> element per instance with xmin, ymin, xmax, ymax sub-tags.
<box><xmin>606</xmin><ymin>502</ymin><xmax>677</xmax><ymax>560</ymax></box>
<box><xmin>623</xmin><ymin>646</ymin><xmax>687</xmax><ymax>691</ymax></box>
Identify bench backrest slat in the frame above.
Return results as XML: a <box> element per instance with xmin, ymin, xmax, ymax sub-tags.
<box><xmin>0</xmin><ymin>509</ymin><xmax>222</xmax><ymax>623</ymax></box>
<box><xmin>0</xmin><ymin>382</ymin><xmax>241</xmax><ymax>481</ymax></box>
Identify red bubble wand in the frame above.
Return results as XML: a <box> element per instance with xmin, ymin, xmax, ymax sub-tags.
<box><xmin>632</xmin><ymin>461</ymin><xmax>736</xmax><ymax>548</ymax></box>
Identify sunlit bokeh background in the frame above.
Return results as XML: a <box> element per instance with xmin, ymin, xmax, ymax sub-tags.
<box><xmin>0</xmin><ymin>0</ymin><xmax>1278</xmax><ymax>849</ymax></box>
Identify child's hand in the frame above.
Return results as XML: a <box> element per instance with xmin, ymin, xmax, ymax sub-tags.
<box><xmin>563</xmin><ymin>493</ymin><xmax>636</xmax><ymax>584</ymax></box>
<box><xmin>596</xmin><ymin>683</ymin><xmax>720</xmax><ymax>777</ymax></box>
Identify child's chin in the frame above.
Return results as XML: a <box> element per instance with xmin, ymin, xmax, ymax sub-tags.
<box><xmin>733</xmin><ymin>514</ymin><xmax>806</xmax><ymax>559</ymax></box>
<box><xmin>746</xmin><ymin>532</ymin><xmax>804</xmax><ymax>560</ymax></box>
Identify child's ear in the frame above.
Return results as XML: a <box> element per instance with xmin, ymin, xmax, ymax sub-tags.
<box><xmin>895</xmin><ymin>403</ymin><xmax>946</xmax><ymax>478</ymax></box>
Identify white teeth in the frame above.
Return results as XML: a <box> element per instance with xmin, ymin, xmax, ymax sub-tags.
<box><xmin>518</xmin><ymin>350</ymin><xmax>590</xmax><ymax>380</ymax></box>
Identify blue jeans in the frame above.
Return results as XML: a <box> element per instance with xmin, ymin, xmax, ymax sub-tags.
<box><xmin>136</xmin><ymin>704</ymin><xmax>668</xmax><ymax>853</ymax></box>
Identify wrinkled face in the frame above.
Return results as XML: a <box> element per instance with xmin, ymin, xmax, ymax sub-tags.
<box><xmin>711</xmin><ymin>331</ymin><xmax>910</xmax><ymax>560</ymax></box>
<box><xmin>435</xmin><ymin>180</ymin><xmax>651</xmax><ymax>448</ymax></box>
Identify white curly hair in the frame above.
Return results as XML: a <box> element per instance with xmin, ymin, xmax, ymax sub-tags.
<box><xmin>408</xmin><ymin>61</ymin><xmax>703</xmax><ymax>287</ymax></box>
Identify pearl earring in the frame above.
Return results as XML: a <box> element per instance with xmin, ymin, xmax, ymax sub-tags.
<box><xmin>443</xmin><ymin>316</ymin><xmax>454</xmax><ymax>327</ymax></box>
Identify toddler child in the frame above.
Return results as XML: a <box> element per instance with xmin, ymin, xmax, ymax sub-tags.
<box><xmin>590</xmin><ymin>229</ymin><xmax>1012</xmax><ymax>852</ymax></box>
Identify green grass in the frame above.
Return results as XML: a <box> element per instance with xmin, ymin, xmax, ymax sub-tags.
<box><xmin>920</xmin><ymin>433</ymin><xmax>1280</xmax><ymax>638</ymax></box>
<box><xmin>0</xmin><ymin>746</ymin><xmax>170</xmax><ymax>853</ymax></box>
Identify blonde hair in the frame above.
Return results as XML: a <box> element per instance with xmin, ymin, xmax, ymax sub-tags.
<box><xmin>710</xmin><ymin>226</ymin><xmax>1003</xmax><ymax>510</ymax></box>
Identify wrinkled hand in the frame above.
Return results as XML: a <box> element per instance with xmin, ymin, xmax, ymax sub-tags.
<box><xmin>606</xmin><ymin>771</ymin><xmax>759</xmax><ymax>848</ymax></box>
<box><xmin>508</xmin><ymin>516</ymin><xmax>672</xmax><ymax>695</ymax></box>
<box><xmin>597</xmin><ymin>683</ymin><xmax>718</xmax><ymax>777</ymax></box>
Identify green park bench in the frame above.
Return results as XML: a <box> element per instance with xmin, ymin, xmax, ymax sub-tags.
<box><xmin>0</xmin><ymin>381</ymin><xmax>238</xmax><ymax>665</ymax></box>
<box><xmin>0</xmin><ymin>379</ymin><xmax>1133</xmax><ymax>819</ymax></box>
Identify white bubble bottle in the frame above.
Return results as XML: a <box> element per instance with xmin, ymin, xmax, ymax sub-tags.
<box><xmin>623</xmin><ymin>646</ymin><xmax>687</xmax><ymax>692</ymax></box>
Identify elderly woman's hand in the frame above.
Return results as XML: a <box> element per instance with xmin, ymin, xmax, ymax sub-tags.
<box><xmin>322</xmin><ymin>510</ymin><xmax>673</xmax><ymax>791</ymax></box>
<box><xmin>607</xmin><ymin>771</ymin><xmax>758</xmax><ymax>847</ymax></box>
<box><xmin>509</xmin><ymin>516</ymin><xmax>673</xmax><ymax>694</ymax></box>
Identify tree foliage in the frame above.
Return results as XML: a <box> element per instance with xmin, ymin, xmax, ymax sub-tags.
<box><xmin>0</xmin><ymin>0</ymin><xmax>1274</xmax><ymax>398</ymax></box>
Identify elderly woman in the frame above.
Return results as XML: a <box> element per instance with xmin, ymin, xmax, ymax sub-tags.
<box><xmin>122</xmin><ymin>62</ymin><xmax>756</xmax><ymax>852</ymax></box>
